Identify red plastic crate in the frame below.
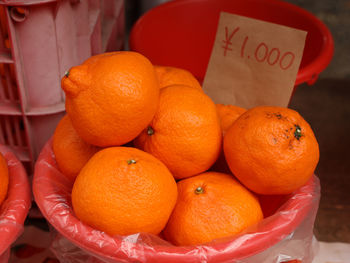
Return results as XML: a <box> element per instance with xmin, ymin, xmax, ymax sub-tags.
<box><xmin>0</xmin><ymin>0</ymin><xmax>124</xmax><ymax>173</ymax></box>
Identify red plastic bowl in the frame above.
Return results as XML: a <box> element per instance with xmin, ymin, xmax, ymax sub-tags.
<box><xmin>33</xmin><ymin>140</ymin><xmax>320</xmax><ymax>262</ymax></box>
<box><xmin>129</xmin><ymin>0</ymin><xmax>334</xmax><ymax>87</ymax></box>
<box><xmin>0</xmin><ymin>145</ymin><xmax>31</xmax><ymax>257</ymax></box>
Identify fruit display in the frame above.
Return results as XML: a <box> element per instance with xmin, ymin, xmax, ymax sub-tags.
<box><xmin>61</xmin><ymin>51</ymin><xmax>159</xmax><ymax>147</ymax></box>
<box><xmin>71</xmin><ymin>147</ymin><xmax>177</xmax><ymax>236</ymax></box>
<box><xmin>48</xmin><ymin>51</ymin><xmax>319</xmax><ymax>247</ymax></box>
<box><xmin>52</xmin><ymin>115</ymin><xmax>101</xmax><ymax>180</ymax></box>
<box><xmin>162</xmin><ymin>172</ymin><xmax>263</xmax><ymax>246</ymax></box>
<box><xmin>224</xmin><ymin>106</ymin><xmax>319</xmax><ymax>195</ymax></box>
<box><xmin>154</xmin><ymin>65</ymin><xmax>202</xmax><ymax>90</ymax></box>
<box><xmin>134</xmin><ymin>84</ymin><xmax>222</xmax><ymax>180</ymax></box>
<box><xmin>215</xmin><ymin>104</ymin><xmax>246</xmax><ymax>135</ymax></box>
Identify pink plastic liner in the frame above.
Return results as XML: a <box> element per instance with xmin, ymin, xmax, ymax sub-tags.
<box><xmin>0</xmin><ymin>145</ymin><xmax>31</xmax><ymax>260</ymax></box>
<box><xmin>33</xmin><ymin>139</ymin><xmax>320</xmax><ymax>263</ymax></box>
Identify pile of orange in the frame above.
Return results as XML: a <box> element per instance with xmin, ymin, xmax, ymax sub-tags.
<box><xmin>52</xmin><ymin>51</ymin><xmax>319</xmax><ymax>246</ymax></box>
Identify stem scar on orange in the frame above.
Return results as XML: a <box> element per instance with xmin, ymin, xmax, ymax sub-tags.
<box><xmin>61</xmin><ymin>51</ymin><xmax>160</xmax><ymax>147</ymax></box>
<box><xmin>224</xmin><ymin>106</ymin><xmax>319</xmax><ymax>195</ymax></box>
<box><xmin>163</xmin><ymin>172</ymin><xmax>263</xmax><ymax>246</ymax></box>
<box><xmin>134</xmin><ymin>85</ymin><xmax>222</xmax><ymax>180</ymax></box>
<box><xmin>71</xmin><ymin>147</ymin><xmax>178</xmax><ymax>236</ymax></box>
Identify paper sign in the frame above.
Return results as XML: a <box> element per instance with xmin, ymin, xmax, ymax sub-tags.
<box><xmin>202</xmin><ymin>12</ymin><xmax>307</xmax><ymax>108</ymax></box>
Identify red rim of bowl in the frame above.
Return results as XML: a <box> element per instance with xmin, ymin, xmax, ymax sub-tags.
<box><xmin>0</xmin><ymin>145</ymin><xmax>31</xmax><ymax>255</ymax></box>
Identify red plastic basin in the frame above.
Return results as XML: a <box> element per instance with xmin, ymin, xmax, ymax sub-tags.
<box><xmin>129</xmin><ymin>0</ymin><xmax>334</xmax><ymax>87</ymax></box>
<box><xmin>33</xmin><ymin>139</ymin><xmax>320</xmax><ymax>262</ymax></box>
<box><xmin>0</xmin><ymin>145</ymin><xmax>31</xmax><ymax>259</ymax></box>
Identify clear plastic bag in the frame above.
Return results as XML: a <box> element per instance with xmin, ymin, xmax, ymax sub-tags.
<box><xmin>0</xmin><ymin>145</ymin><xmax>31</xmax><ymax>262</ymax></box>
<box><xmin>33</xmin><ymin>140</ymin><xmax>320</xmax><ymax>263</ymax></box>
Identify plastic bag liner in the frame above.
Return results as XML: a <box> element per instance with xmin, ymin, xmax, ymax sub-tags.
<box><xmin>33</xmin><ymin>139</ymin><xmax>320</xmax><ymax>263</ymax></box>
<box><xmin>0</xmin><ymin>145</ymin><xmax>31</xmax><ymax>262</ymax></box>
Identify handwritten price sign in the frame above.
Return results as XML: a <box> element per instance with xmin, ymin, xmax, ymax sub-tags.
<box><xmin>223</xmin><ymin>26</ymin><xmax>296</xmax><ymax>70</ymax></box>
<box><xmin>203</xmin><ymin>12</ymin><xmax>307</xmax><ymax>108</ymax></box>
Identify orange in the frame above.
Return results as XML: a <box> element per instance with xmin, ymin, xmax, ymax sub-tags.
<box><xmin>62</xmin><ymin>51</ymin><xmax>159</xmax><ymax>147</ymax></box>
<box><xmin>0</xmin><ymin>152</ymin><xmax>9</xmax><ymax>206</ymax></box>
<box><xmin>134</xmin><ymin>85</ymin><xmax>222</xmax><ymax>180</ymax></box>
<box><xmin>71</xmin><ymin>147</ymin><xmax>177</xmax><ymax>236</ymax></box>
<box><xmin>52</xmin><ymin>115</ymin><xmax>101</xmax><ymax>180</ymax></box>
<box><xmin>211</xmin><ymin>104</ymin><xmax>247</xmax><ymax>173</ymax></box>
<box><xmin>163</xmin><ymin>172</ymin><xmax>263</xmax><ymax>246</ymax></box>
<box><xmin>154</xmin><ymin>65</ymin><xmax>202</xmax><ymax>90</ymax></box>
<box><xmin>216</xmin><ymin>104</ymin><xmax>246</xmax><ymax>134</ymax></box>
<box><xmin>224</xmin><ymin>106</ymin><xmax>319</xmax><ymax>195</ymax></box>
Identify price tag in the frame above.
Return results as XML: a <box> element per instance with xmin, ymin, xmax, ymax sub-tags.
<box><xmin>202</xmin><ymin>12</ymin><xmax>307</xmax><ymax>108</ymax></box>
